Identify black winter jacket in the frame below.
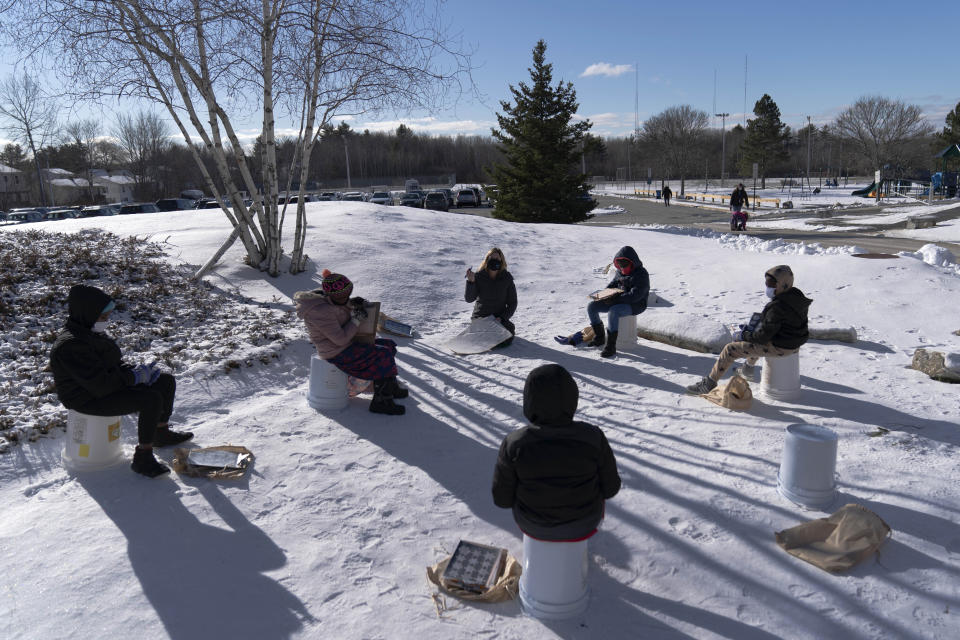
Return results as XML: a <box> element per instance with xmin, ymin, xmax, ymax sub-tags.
<box><xmin>492</xmin><ymin>365</ymin><xmax>621</xmax><ymax>540</ymax></box>
<box><xmin>465</xmin><ymin>269</ymin><xmax>517</xmax><ymax>320</ymax></box>
<box><xmin>604</xmin><ymin>246</ymin><xmax>650</xmax><ymax>315</ymax></box>
<box><xmin>50</xmin><ymin>285</ymin><xmax>136</xmax><ymax>408</ymax></box>
<box><xmin>730</xmin><ymin>187</ymin><xmax>749</xmax><ymax>208</ymax></box>
<box><xmin>743</xmin><ymin>287</ymin><xmax>812</xmax><ymax>349</ymax></box>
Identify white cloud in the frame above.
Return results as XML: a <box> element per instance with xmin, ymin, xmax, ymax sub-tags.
<box><xmin>581</xmin><ymin>62</ymin><xmax>633</xmax><ymax>78</ymax></box>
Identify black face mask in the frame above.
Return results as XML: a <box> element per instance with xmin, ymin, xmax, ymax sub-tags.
<box><xmin>487</xmin><ymin>259</ymin><xmax>502</xmax><ymax>271</ymax></box>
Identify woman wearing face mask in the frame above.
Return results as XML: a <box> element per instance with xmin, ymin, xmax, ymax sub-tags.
<box><xmin>586</xmin><ymin>246</ymin><xmax>650</xmax><ymax>358</ymax></box>
<box><xmin>49</xmin><ymin>284</ymin><xmax>191</xmax><ymax>478</ymax></box>
<box><xmin>465</xmin><ymin>247</ymin><xmax>518</xmax><ymax>347</ymax></box>
<box><xmin>686</xmin><ymin>265</ymin><xmax>812</xmax><ymax>395</ymax></box>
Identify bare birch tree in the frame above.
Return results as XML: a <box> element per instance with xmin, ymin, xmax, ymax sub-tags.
<box><xmin>834</xmin><ymin>96</ymin><xmax>933</xmax><ymax>172</ymax></box>
<box><xmin>5</xmin><ymin>0</ymin><xmax>470</xmax><ymax>275</ymax></box>
<box><xmin>641</xmin><ymin>105</ymin><xmax>708</xmax><ymax>196</ymax></box>
<box><xmin>0</xmin><ymin>74</ymin><xmax>59</xmax><ymax>206</ymax></box>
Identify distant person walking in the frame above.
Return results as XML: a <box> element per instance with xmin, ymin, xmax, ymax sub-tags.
<box><xmin>730</xmin><ymin>183</ymin><xmax>749</xmax><ymax>230</ymax></box>
<box><xmin>662</xmin><ymin>184</ymin><xmax>672</xmax><ymax>207</ymax></box>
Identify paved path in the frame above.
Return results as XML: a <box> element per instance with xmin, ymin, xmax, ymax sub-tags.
<box><xmin>583</xmin><ymin>194</ymin><xmax>960</xmax><ymax>255</ymax></box>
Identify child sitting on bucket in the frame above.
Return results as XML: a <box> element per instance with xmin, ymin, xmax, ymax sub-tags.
<box><xmin>294</xmin><ymin>270</ymin><xmax>408</xmax><ymax>415</ymax></box>
<box><xmin>686</xmin><ymin>265</ymin><xmax>812</xmax><ymax>395</ymax></box>
<box><xmin>586</xmin><ymin>246</ymin><xmax>650</xmax><ymax>358</ymax></box>
<box><xmin>491</xmin><ymin>364</ymin><xmax>621</xmax><ymax>541</ymax></box>
<box><xmin>49</xmin><ymin>285</ymin><xmax>192</xmax><ymax>478</ymax></box>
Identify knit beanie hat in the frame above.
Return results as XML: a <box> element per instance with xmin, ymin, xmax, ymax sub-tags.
<box><xmin>321</xmin><ymin>269</ymin><xmax>353</xmax><ymax>296</ymax></box>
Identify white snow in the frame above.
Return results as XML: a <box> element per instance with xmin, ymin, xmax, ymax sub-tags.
<box><xmin>2</xmin><ymin>202</ymin><xmax>960</xmax><ymax>639</ymax></box>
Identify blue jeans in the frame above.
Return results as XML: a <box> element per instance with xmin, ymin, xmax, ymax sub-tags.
<box><xmin>587</xmin><ymin>301</ymin><xmax>633</xmax><ymax>333</ymax></box>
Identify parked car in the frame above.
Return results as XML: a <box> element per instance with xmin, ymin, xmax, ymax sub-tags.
<box><xmin>156</xmin><ymin>198</ymin><xmax>196</xmax><ymax>211</ymax></box>
<box><xmin>424</xmin><ymin>192</ymin><xmax>449</xmax><ymax>212</ymax></box>
<box><xmin>43</xmin><ymin>208</ymin><xmax>79</xmax><ymax>220</ymax></box>
<box><xmin>455</xmin><ymin>189</ymin><xmax>478</xmax><ymax>207</ymax></box>
<box><xmin>317</xmin><ymin>192</ymin><xmax>338</xmax><ymax>201</ymax></box>
<box><xmin>194</xmin><ymin>198</ymin><xmax>225</xmax><ymax>209</ymax></box>
<box><xmin>399</xmin><ymin>192</ymin><xmax>423</xmax><ymax>207</ymax></box>
<box><xmin>5</xmin><ymin>210</ymin><xmax>43</xmax><ymax>223</ymax></box>
<box><xmin>79</xmin><ymin>205</ymin><xmax>116</xmax><ymax>217</ymax></box>
<box><xmin>435</xmin><ymin>188</ymin><xmax>455</xmax><ymax>208</ymax></box>
<box><xmin>119</xmin><ymin>202</ymin><xmax>160</xmax><ymax>215</ymax></box>
<box><xmin>470</xmin><ymin>186</ymin><xmax>484</xmax><ymax>205</ymax></box>
<box><xmin>341</xmin><ymin>191</ymin><xmax>364</xmax><ymax>202</ymax></box>
<box><xmin>369</xmin><ymin>191</ymin><xmax>393</xmax><ymax>206</ymax></box>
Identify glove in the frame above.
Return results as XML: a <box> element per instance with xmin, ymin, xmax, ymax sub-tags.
<box><xmin>132</xmin><ymin>364</ymin><xmax>151</xmax><ymax>386</ymax></box>
<box><xmin>148</xmin><ymin>361</ymin><xmax>163</xmax><ymax>385</ymax></box>
<box><xmin>350</xmin><ymin>305</ymin><xmax>368</xmax><ymax>321</ymax></box>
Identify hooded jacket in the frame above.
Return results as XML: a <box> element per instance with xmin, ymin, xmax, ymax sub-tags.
<box><xmin>293</xmin><ymin>289</ymin><xmax>358</xmax><ymax>359</ymax></box>
<box><xmin>604</xmin><ymin>246</ymin><xmax>650</xmax><ymax>315</ymax></box>
<box><xmin>465</xmin><ymin>269</ymin><xmax>517</xmax><ymax>321</ymax></box>
<box><xmin>50</xmin><ymin>285</ymin><xmax>137</xmax><ymax>408</ymax></box>
<box><xmin>491</xmin><ymin>365</ymin><xmax>621</xmax><ymax>541</ymax></box>
<box><xmin>743</xmin><ymin>265</ymin><xmax>812</xmax><ymax>349</ymax></box>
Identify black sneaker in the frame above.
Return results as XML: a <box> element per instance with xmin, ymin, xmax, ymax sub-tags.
<box><xmin>369</xmin><ymin>397</ymin><xmax>405</xmax><ymax>415</ymax></box>
<box><xmin>153</xmin><ymin>428</ymin><xmax>194</xmax><ymax>448</ymax></box>
<box><xmin>685</xmin><ymin>377</ymin><xmax>718</xmax><ymax>395</ymax></box>
<box><xmin>131</xmin><ymin>448</ymin><xmax>170</xmax><ymax>478</ymax></box>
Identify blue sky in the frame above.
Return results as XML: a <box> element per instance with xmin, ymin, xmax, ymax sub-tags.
<box><xmin>0</xmin><ymin>0</ymin><xmax>957</xmax><ymax>144</ymax></box>
<box><xmin>353</xmin><ymin>0</ymin><xmax>958</xmax><ymax>137</ymax></box>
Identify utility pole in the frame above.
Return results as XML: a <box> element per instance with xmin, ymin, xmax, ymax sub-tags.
<box><xmin>715</xmin><ymin>112</ymin><xmax>729</xmax><ymax>189</ymax></box>
<box><xmin>806</xmin><ymin>115</ymin><xmax>812</xmax><ymax>191</ymax></box>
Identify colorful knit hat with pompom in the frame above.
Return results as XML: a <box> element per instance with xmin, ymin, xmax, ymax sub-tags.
<box><xmin>320</xmin><ymin>269</ymin><xmax>353</xmax><ymax>296</ymax></box>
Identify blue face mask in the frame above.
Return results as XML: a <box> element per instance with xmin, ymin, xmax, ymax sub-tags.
<box><xmin>765</xmin><ymin>287</ymin><xmax>777</xmax><ymax>299</ymax></box>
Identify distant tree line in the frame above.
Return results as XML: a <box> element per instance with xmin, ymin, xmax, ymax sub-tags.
<box><xmin>2</xmin><ymin>86</ymin><xmax>957</xmax><ymax>206</ymax></box>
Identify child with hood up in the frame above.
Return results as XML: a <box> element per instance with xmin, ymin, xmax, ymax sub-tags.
<box><xmin>491</xmin><ymin>364</ymin><xmax>621</xmax><ymax>541</ymax></box>
<box><xmin>49</xmin><ymin>284</ymin><xmax>192</xmax><ymax>478</ymax></box>
<box><xmin>686</xmin><ymin>265</ymin><xmax>812</xmax><ymax>395</ymax></box>
<box><xmin>294</xmin><ymin>269</ymin><xmax>408</xmax><ymax>415</ymax></box>
<box><xmin>586</xmin><ymin>246</ymin><xmax>650</xmax><ymax>358</ymax></box>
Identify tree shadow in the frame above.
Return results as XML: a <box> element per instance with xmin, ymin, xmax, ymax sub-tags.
<box><xmin>76</xmin><ymin>471</ymin><xmax>311</xmax><ymax>639</ymax></box>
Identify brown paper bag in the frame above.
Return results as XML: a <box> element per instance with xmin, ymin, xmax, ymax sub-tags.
<box><xmin>775</xmin><ymin>503</ymin><xmax>891</xmax><ymax>573</ymax></box>
<box><xmin>703</xmin><ymin>374</ymin><xmax>753</xmax><ymax>411</ymax></box>
<box><xmin>426</xmin><ymin>554</ymin><xmax>521</xmax><ymax>603</ymax></box>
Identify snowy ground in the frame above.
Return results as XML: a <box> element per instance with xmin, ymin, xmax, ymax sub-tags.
<box><xmin>2</xmin><ymin>203</ymin><xmax>959</xmax><ymax>639</ymax></box>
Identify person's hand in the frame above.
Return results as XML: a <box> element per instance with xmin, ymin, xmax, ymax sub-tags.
<box><xmin>132</xmin><ymin>364</ymin><xmax>151</xmax><ymax>386</ymax></box>
<box><xmin>465</xmin><ymin>268</ymin><xmax>475</xmax><ymax>282</ymax></box>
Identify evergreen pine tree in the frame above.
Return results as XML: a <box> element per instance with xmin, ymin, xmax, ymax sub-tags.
<box><xmin>738</xmin><ymin>94</ymin><xmax>790</xmax><ymax>188</ymax></box>
<box><xmin>939</xmin><ymin>101</ymin><xmax>960</xmax><ymax>147</ymax></box>
<box><xmin>490</xmin><ymin>40</ymin><xmax>594</xmax><ymax>223</ymax></box>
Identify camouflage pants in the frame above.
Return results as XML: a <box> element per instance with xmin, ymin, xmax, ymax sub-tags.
<box><xmin>709</xmin><ymin>341</ymin><xmax>799</xmax><ymax>381</ymax></box>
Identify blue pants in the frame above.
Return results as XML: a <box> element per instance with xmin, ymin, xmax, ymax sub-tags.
<box><xmin>587</xmin><ymin>301</ymin><xmax>633</xmax><ymax>333</ymax></box>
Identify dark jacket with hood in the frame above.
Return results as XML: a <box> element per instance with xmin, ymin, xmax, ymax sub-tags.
<box><xmin>730</xmin><ymin>186</ymin><xmax>749</xmax><ymax>208</ymax></box>
<box><xmin>465</xmin><ymin>269</ymin><xmax>517</xmax><ymax>321</ymax></box>
<box><xmin>491</xmin><ymin>364</ymin><xmax>621</xmax><ymax>541</ymax></box>
<box><xmin>50</xmin><ymin>285</ymin><xmax>136</xmax><ymax>408</ymax></box>
<box><xmin>604</xmin><ymin>246</ymin><xmax>650</xmax><ymax>315</ymax></box>
<box><xmin>743</xmin><ymin>265</ymin><xmax>812</xmax><ymax>349</ymax></box>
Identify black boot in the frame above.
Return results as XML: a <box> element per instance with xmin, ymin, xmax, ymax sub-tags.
<box><xmin>601</xmin><ymin>330</ymin><xmax>618</xmax><ymax>358</ymax></box>
<box><xmin>131</xmin><ymin>446</ymin><xmax>170</xmax><ymax>478</ymax></box>
<box><xmin>588</xmin><ymin>322</ymin><xmax>605</xmax><ymax>347</ymax></box>
<box><xmin>384</xmin><ymin>376</ymin><xmax>409</xmax><ymax>399</ymax></box>
<box><xmin>369</xmin><ymin>379</ymin><xmax>405</xmax><ymax>415</ymax></box>
<box><xmin>153</xmin><ymin>427</ymin><xmax>194</xmax><ymax>448</ymax></box>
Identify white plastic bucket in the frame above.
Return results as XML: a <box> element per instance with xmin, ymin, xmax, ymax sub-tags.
<box><xmin>62</xmin><ymin>410</ymin><xmax>124</xmax><ymax>471</ymax></box>
<box><xmin>761</xmin><ymin>351</ymin><xmax>801</xmax><ymax>401</ymax></box>
<box><xmin>308</xmin><ymin>355</ymin><xmax>348</xmax><ymax>411</ymax></box>
<box><xmin>777</xmin><ymin>423</ymin><xmax>839</xmax><ymax>509</ymax></box>
<box><xmin>518</xmin><ymin>535</ymin><xmax>589</xmax><ymax>620</ymax></box>
<box><xmin>616</xmin><ymin>314</ymin><xmax>638</xmax><ymax>350</ymax></box>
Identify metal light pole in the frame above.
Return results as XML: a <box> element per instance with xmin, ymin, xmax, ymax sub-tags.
<box><xmin>715</xmin><ymin>112</ymin><xmax>729</xmax><ymax>189</ymax></box>
<box><xmin>806</xmin><ymin>116</ymin><xmax>812</xmax><ymax>191</ymax></box>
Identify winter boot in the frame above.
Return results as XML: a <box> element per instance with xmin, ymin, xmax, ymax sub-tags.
<box><xmin>685</xmin><ymin>376</ymin><xmax>718</xmax><ymax>395</ymax></box>
<box><xmin>369</xmin><ymin>379</ymin><xmax>405</xmax><ymax>416</ymax></box>
<box><xmin>384</xmin><ymin>376</ymin><xmax>409</xmax><ymax>399</ymax></box>
<box><xmin>153</xmin><ymin>427</ymin><xmax>194</xmax><ymax>448</ymax></box>
<box><xmin>587</xmin><ymin>323</ymin><xmax>605</xmax><ymax>347</ymax></box>
<box><xmin>600</xmin><ymin>331</ymin><xmax>618</xmax><ymax>358</ymax></box>
<box><xmin>131</xmin><ymin>446</ymin><xmax>170</xmax><ymax>478</ymax></box>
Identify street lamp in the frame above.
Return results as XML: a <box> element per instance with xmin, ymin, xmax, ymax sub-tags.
<box><xmin>715</xmin><ymin>112</ymin><xmax>729</xmax><ymax>189</ymax></box>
